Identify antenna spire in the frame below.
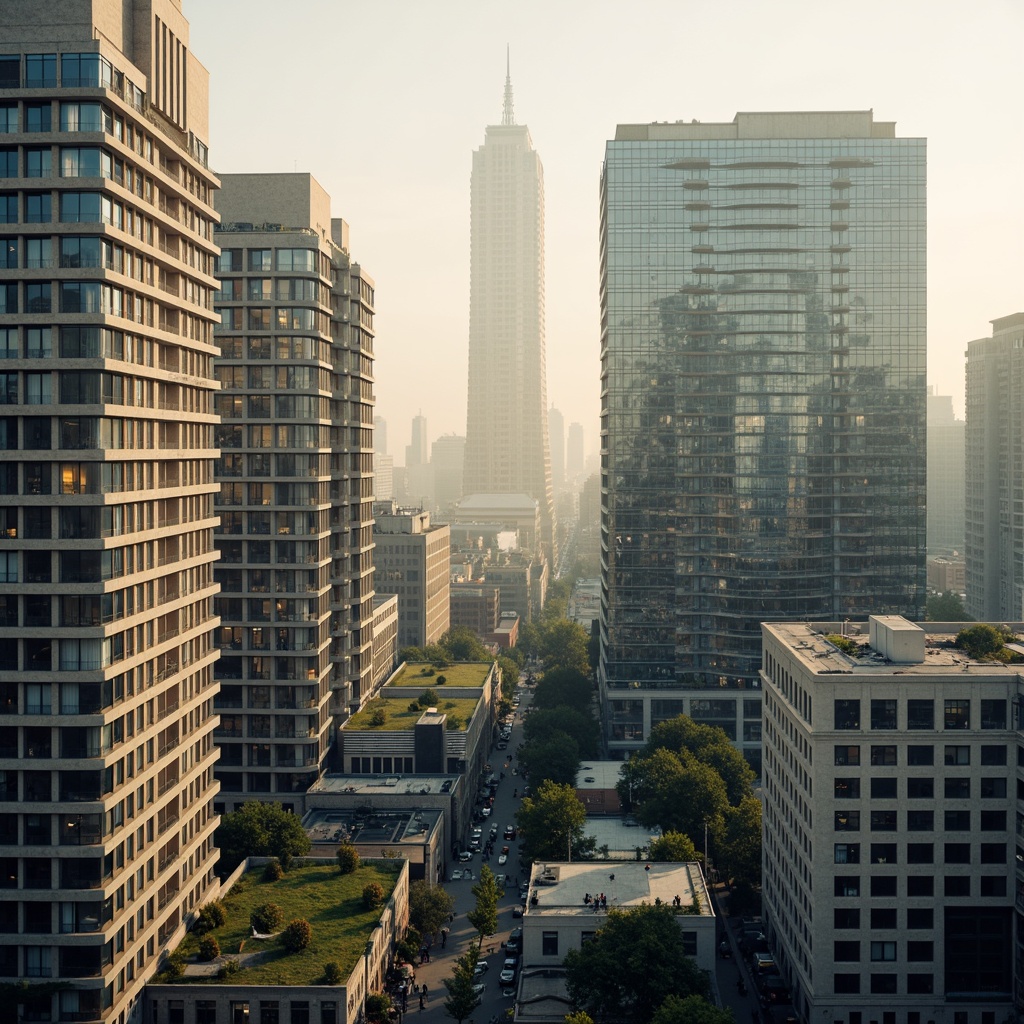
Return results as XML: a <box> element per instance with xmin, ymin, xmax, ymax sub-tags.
<box><xmin>502</xmin><ymin>45</ymin><xmax>515</xmax><ymax>126</ymax></box>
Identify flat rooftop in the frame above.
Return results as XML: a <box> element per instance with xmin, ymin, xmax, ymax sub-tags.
<box><xmin>764</xmin><ymin>620</ymin><xmax>1024</xmax><ymax>679</ymax></box>
<box><xmin>345</xmin><ymin>696</ymin><xmax>478</xmax><ymax>731</ymax></box>
<box><xmin>386</xmin><ymin>662</ymin><xmax>493</xmax><ymax>688</ymax></box>
<box><xmin>575</xmin><ymin>761</ymin><xmax>625</xmax><ymax>792</ymax></box>
<box><xmin>309</xmin><ymin>774</ymin><xmax>460</xmax><ymax>797</ymax></box>
<box><xmin>583</xmin><ymin>817</ymin><xmax>663</xmax><ymax>859</ymax></box>
<box><xmin>303</xmin><ymin>806</ymin><xmax>442</xmax><ymax>847</ymax></box>
<box><xmin>524</xmin><ymin>861</ymin><xmax>711</xmax><ymax>918</ymax></box>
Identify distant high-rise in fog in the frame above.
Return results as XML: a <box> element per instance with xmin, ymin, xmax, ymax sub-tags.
<box><xmin>432</xmin><ymin>434</ymin><xmax>466</xmax><ymax>513</ymax></box>
<box><xmin>600</xmin><ymin>112</ymin><xmax>926</xmax><ymax>765</ymax></box>
<box><xmin>566</xmin><ymin>421</ymin><xmax>585</xmax><ymax>481</ymax></box>
<box><xmin>406</xmin><ymin>412</ymin><xmax>428</xmax><ymax>467</ymax></box>
<box><xmin>965</xmin><ymin>313</ymin><xmax>1024</xmax><ymax>619</ymax></box>
<box><xmin>463</xmin><ymin>59</ymin><xmax>555</xmax><ymax>563</ymax></box>
<box><xmin>926</xmin><ymin>389</ymin><xmax>965</xmax><ymax>557</ymax></box>
<box><xmin>549</xmin><ymin>406</ymin><xmax>565</xmax><ymax>492</ymax></box>
<box><xmin>374</xmin><ymin>415</ymin><xmax>388</xmax><ymax>455</ymax></box>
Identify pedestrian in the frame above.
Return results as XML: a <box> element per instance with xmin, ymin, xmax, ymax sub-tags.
<box><xmin>421</xmin><ymin>984</ymin><xmax>428</xmax><ymax>997</ymax></box>
<box><xmin>441</xmin><ymin>927</ymin><xmax>448</xmax><ymax>949</ymax></box>
<box><xmin>418</xmin><ymin>994</ymin><xmax>424</xmax><ymax>1011</ymax></box>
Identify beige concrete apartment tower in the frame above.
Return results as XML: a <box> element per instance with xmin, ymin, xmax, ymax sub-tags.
<box><xmin>0</xmin><ymin>2</ymin><xmax>222</xmax><ymax>1022</ymax></box>
<box><xmin>212</xmin><ymin>174</ymin><xmax>378</xmax><ymax>802</ymax></box>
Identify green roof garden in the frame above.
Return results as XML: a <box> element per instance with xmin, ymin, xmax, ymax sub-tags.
<box><xmin>385</xmin><ymin>661</ymin><xmax>493</xmax><ymax>688</ymax></box>
<box><xmin>345</xmin><ymin>694</ymin><xmax>479</xmax><ymax>732</ymax></box>
<box><xmin>162</xmin><ymin>862</ymin><xmax>400</xmax><ymax>986</ymax></box>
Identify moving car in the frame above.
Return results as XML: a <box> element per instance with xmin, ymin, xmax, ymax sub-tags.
<box><xmin>459</xmin><ymin>851</ymin><xmax>473</xmax><ymax>862</ymax></box>
<box><xmin>450</xmin><ymin>869</ymin><xmax>465</xmax><ymax>881</ymax></box>
<box><xmin>497</xmin><ymin>852</ymin><xmax>507</xmax><ymax>865</ymax></box>
<box><xmin>481</xmin><ymin>806</ymin><xmax>492</xmax><ymax>818</ymax></box>
<box><xmin>504</xmin><ymin>825</ymin><xmax>517</xmax><ymax>840</ymax></box>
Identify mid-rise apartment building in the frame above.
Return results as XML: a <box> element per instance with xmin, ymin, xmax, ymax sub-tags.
<box><xmin>211</xmin><ymin>173</ymin><xmax>376</xmax><ymax>808</ymax></box>
<box><xmin>762</xmin><ymin>616</ymin><xmax>1021</xmax><ymax>1024</ymax></box>
<box><xmin>0</xmin><ymin>2</ymin><xmax>222</xmax><ymax>1021</ymax></box>
<box><xmin>965</xmin><ymin>313</ymin><xmax>1024</xmax><ymax>619</ymax></box>
<box><xmin>372</xmin><ymin>502</ymin><xmax>450</xmax><ymax>649</ymax></box>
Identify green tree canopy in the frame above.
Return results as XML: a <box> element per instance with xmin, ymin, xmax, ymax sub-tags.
<box><xmin>651</xmin><ymin>994</ymin><xmax>734</xmax><ymax>1024</ymax></box>
<box><xmin>520</xmin><ymin>732</ymin><xmax>581</xmax><ymax>788</ymax></box>
<box><xmin>563</xmin><ymin>904</ymin><xmax>710</xmax><ymax>1024</ymax></box>
<box><xmin>955</xmin><ymin>623</ymin><xmax>1013</xmax><ymax>660</ymax></box>
<box><xmin>216</xmin><ymin>802</ymin><xmax>311</xmax><ymax>873</ymax></box>
<box><xmin>516</xmin><ymin>779</ymin><xmax>595</xmax><ymax>865</ymax></box>
<box><xmin>467</xmin><ymin>864</ymin><xmax>500</xmax><ymax>947</ymax></box>
<box><xmin>497</xmin><ymin>654</ymin><xmax>520</xmax><ymax>700</ymax></box>
<box><xmin>524</xmin><ymin>706</ymin><xmax>600</xmax><ymax>759</ymax></box>
<box><xmin>717</xmin><ymin>796</ymin><xmax>762</xmax><ymax>887</ymax></box>
<box><xmin>442</xmin><ymin>946</ymin><xmax>481</xmax><ymax>1024</ymax></box>
<box><xmin>532</xmin><ymin>668</ymin><xmax>593</xmax><ymax>714</ymax></box>
<box><xmin>408</xmin><ymin>880</ymin><xmax>455</xmax><ymax>937</ymax></box>
<box><xmin>648</xmin><ymin>831</ymin><xmax>700</xmax><ymax>863</ymax></box>
<box><xmin>439</xmin><ymin>625</ymin><xmax>492</xmax><ymax>662</ymax></box>
<box><xmin>644</xmin><ymin>715</ymin><xmax>755</xmax><ymax>806</ymax></box>
<box><xmin>926</xmin><ymin>591</ymin><xmax>971</xmax><ymax>621</ymax></box>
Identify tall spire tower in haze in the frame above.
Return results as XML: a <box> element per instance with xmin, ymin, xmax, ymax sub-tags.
<box><xmin>464</xmin><ymin>53</ymin><xmax>556</xmax><ymax>563</ymax></box>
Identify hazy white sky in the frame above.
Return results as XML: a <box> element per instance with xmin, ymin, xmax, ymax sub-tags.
<box><xmin>188</xmin><ymin>0</ymin><xmax>1021</xmax><ymax>463</ymax></box>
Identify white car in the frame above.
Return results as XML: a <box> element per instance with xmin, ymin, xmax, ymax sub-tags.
<box><xmin>498</xmin><ymin>853</ymin><xmax>508</xmax><ymax>865</ymax></box>
<box><xmin>459</xmin><ymin>851</ymin><xmax>473</xmax><ymax>862</ymax></box>
<box><xmin>481</xmin><ymin>806</ymin><xmax>492</xmax><ymax>818</ymax></box>
<box><xmin>474</xmin><ymin>961</ymin><xmax>489</xmax><ymax>976</ymax></box>
<box><xmin>450</xmin><ymin>869</ymin><xmax>464</xmax><ymax>881</ymax></box>
<box><xmin>472</xmin><ymin>982</ymin><xmax>486</xmax><ymax>998</ymax></box>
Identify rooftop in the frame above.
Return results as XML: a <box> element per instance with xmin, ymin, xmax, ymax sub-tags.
<box><xmin>345</xmin><ymin>696</ymin><xmax>478</xmax><ymax>732</ymax></box>
<box><xmin>524</xmin><ymin>861</ymin><xmax>710</xmax><ymax>918</ymax></box>
<box><xmin>303</xmin><ymin>807</ymin><xmax>443</xmax><ymax>847</ymax></box>
<box><xmin>309</xmin><ymin>774</ymin><xmax>460</xmax><ymax>797</ymax></box>
<box><xmin>386</xmin><ymin>662</ymin><xmax>493</xmax><ymax>689</ymax></box>
<box><xmin>164</xmin><ymin>862</ymin><xmax>400</xmax><ymax>985</ymax></box>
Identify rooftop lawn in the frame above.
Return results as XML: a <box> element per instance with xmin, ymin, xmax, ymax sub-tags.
<box><xmin>387</xmin><ymin>662</ymin><xmax>493</xmax><ymax>688</ymax></box>
<box><xmin>345</xmin><ymin>694</ymin><xmax>479</xmax><ymax>731</ymax></box>
<box><xmin>165</xmin><ymin>863</ymin><xmax>400</xmax><ymax>985</ymax></box>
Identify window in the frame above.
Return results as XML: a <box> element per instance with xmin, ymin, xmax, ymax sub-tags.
<box><xmin>907</xmin><ymin>810</ymin><xmax>933</xmax><ymax>831</ymax></box>
<box><xmin>834</xmin><ymin>745</ymin><xmax>860</xmax><ymax>766</ymax></box>
<box><xmin>907</xmin><ymin>908</ymin><xmax>933</xmax><ymax>929</ymax></box>
<box><xmin>0</xmin><ymin>194</ymin><xmax>15</xmax><ymax>223</ymax></box>
<box><xmin>0</xmin><ymin>58</ymin><xmax>17</xmax><ymax>90</ymax></box>
<box><xmin>980</xmin><ymin>843</ymin><xmax>1006</xmax><ymax>864</ymax></box>
<box><xmin>870</xmin><ymin>876</ymin><xmax>897</xmax><ymax>897</ymax></box>
<box><xmin>541</xmin><ymin>931</ymin><xmax>558</xmax><ymax>957</ymax></box>
<box><xmin>944</xmin><ymin>699</ymin><xmax>970</xmax><ymax>729</ymax></box>
<box><xmin>871</xmin><ymin>699</ymin><xmax>896</xmax><ymax>729</ymax></box>
<box><xmin>870</xmin><ymin>745</ymin><xmax>896</xmax><ymax>766</ymax></box>
<box><xmin>0</xmin><ymin>106</ymin><xmax>17</xmax><ymax>133</ymax></box>
<box><xmin>25</xmin><ymin>283</ymin><xmax>51</xmax><ymax>313</ymax></box>
<box><xmin>981</xmin><ymin>744</ymin><xmax>1007</xmax><ymax>765</ymax></box>
<box><xmin>944</xmin><ymin>843</ymin><xmax>970</xmax><ymax>864</ymax></box>
<box><xmin>870</xmin><ymin>941</ymin><xmax>896</xmax><ymax>961</ymax></box>
<box><xmin>980</xmin><ymin>876</ymin><xmax>1007</xmax><ymax>897</ymax></box>
<box><xmin>907</xmin><ymin>843</ymin><xmax>933</xmax><ymax>864</ymax></box>
<box><xmin>907</xmin><ymin>974</ymin><xmax>934</xmax><ymax>994</ymax></box>
<box><xmin>0</xmin><ymin>285</ymin><xmax>15</xmax><ymax>314</ymax></box>
<box><xmin>907</xmin><ymin>699</ymin><xmax>933</xmax><ymax>729</ymax></box>
<box><xmin>870</xmin><ymin>810</ymin><xmax>897</xmax><ymax>831</ymax></box>
<box><xmin>870</xmin><ymin>908</ymin><xmax>897</xmax><ymax>928</ymax></box>
<box><xmin>26</xmin><ymin>55</ymin><xmax>56</xmax><ymax>88</ymax></box>
<box><xmin>944</xmin><ymin>876</ymin><xmax>970</xmax><ymax>897</ymax></box>
<box><xmin>25</xmin><ymin>193</ymin><xmax>52</xmax><ymax>223</ymax></box>
<box><xmin>835</xmin><ymin>699</ymin><xmax>860</xmax><ymax>729</ymax></box>
<box><xmin>980</xmin><ymin>777</ymin><xmax>1006</xmax><ymax>798</ymax></box>
<box><xmin>25</xmin><ymin>147</ymin><xmax>52</xmax><ymax>177</ymax></box>
<box><xmin>25</xmin><ymin>104</ymin><xmax>52</xmax><ymax>132</ymax></box>
<box><xmin>907</xmin><ymin>744</ymin><xmax>933</xmax><ymax>765</ymax></box>
<box><xmin>870</xmin><ymin>843</ymin><xmax>896</xmax><ymax>864</ymax></box>
<box><xmin>834</xmin><ymin>876</ymin><xmax>860</xmax><ymax>897</ymax></box>
<box><xmin>0</xmin><ymin>150</ymin><xmax>15</xmax><ymax>176</ymax></box>
<box><xmin>0</xmin><ymin>240</ymin><xmax>14</xmax><ymax>270</ymax></box>
<box><xmin>907</xmin><ymin>777</ymin><xmax>933</xmax><ymax>798</ymax></box>
<box><xmin>944</xmin><ymin>778</ymin><xmax>970</xmax><ymax>799</ymax></box>
<box><xmin>870</xmin><ymin>974</ymin><xmax>897</xmax><ymax>994</ymax></box>
<box><xmin>834</xmin><ymin>811</ymin><xmax>859</xmax><ymax>831</ymax></box>
<box><xmin>834</xmin><ymin>777</ymin><xmax>860</xmax><ymax>798</ymax></box>
<box><xmin>834</xmin><ymin>843</ymin><xmax>859</xmax><ymax>864</ymax></box>
<box><xmin>980</xmin><ymin>810</ymin><xmax>1006</xmax><ymax>830</ymax></box>
<box><xmin>248</xmin><ymin>249</ymin><xmax>272</xmax><ymax>271</ymax></box>
<box><xmin>870</xmin><ymin>777</ymin><xmax>896</xmax><ymax>798</ymax></box>
<box><xmin>945</xmin><ymin>809</ymin><xmax>970</xmax><ymax>830</ymax></box>
<box><xmin>833</xmin><ymin>974</ymin><xmax>860</xmax><ymax>994</ymax></box>
<box><xmin>980</xmin><ymin>699</ymin><xmax>1006</xmax><ymax>729</ymax></box>
<box><xmin>834</xmin><ymin>941</ymin><xmax>860</xmax><ymax>961</ymax></box>
<box><xmin>834</xmin><ymin>908</ymin><xmax>860</xmax><ymax>928</ymax></box>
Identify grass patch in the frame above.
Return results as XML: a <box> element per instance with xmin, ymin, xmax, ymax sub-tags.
<box><xmin>387</xmin><ymin>662</ymin><xmax>493</xmax><ymax>688</ymax></box>
<box><xmin>164</xmin><ymin>863</ymin><xmax>399</xmax><ymax>985</ymax></box>
<box><xmin>346</xmin><ymin>695</ymin><xmax>479</xmax><ymax>731</ymax></box>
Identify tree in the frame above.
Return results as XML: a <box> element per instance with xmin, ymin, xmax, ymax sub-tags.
<box><xmin>563</xmin><ymin>904</ymin><xmax>710</xmax><ymax>1024</ymax></box>
<box><xmin>955</xmin><ymin>623</ymin><xmax>1012</xmax><ymax>660</ymax></box>
<box><xmin>516</xmin><ymin>780</ymin><xmax>595</xmax><ymax>865</ymax></box>
<box><xmin>250</xmin><ymin>903</ymin><xmax>283</xmax><ymax>934</ymax></box>
<box><xmin>336</xmin><ymin>843</ymin><xmax>361</xmax><ymax>874</ymax></box>
<box><xmin>408</xmin><ymin>880</ymin><xmax>455</xmax><ymax>937</ymax></box>
<box><xmin>198</xmin><ymin>935</ymin><xmax>220</xmax><ymax>962</ymax></box>
<box><xmin>532</xmin><ymin>668</ymin><xmax>592</xmax><ymax>714</ymax></box>
<box><xmin>651</xmin><ymin>994</ymin><xmax>734</xmax><ymax>1024</ymax></box>
<box><xmin>524</xmin><ymin>706</ymin><xmax>601</xmax><ymax>758</ymax></box>
<box><xmin>365</xmin><ymin>993</ymin><xmax>392</xmax><ymax>1024</ymax></box>
<box><xmin>216</xmin><ymin>802</ymin><xmax>311</xmax><ymax>873</ymax></box>
<box><xmin>520</xmin><ymin>732</ymin><xmax>581</xmax><ymax>788</ymax></box>
<box><xmin>926</xmin><ymin>591</ymin><xmax>971</xmax><ymax>621</ymax></box>
<box><xmin>644</xmin><ymin>716</ymin><xmax>755</xmax><ymax>806</ymax></box>
<box><xmin>648</xmin><ymin>831</ymin><xmax>699</xmax><ymax>863</ymax></box>
<box><xmin>497</xmin><ymin>654</ymin><xmax>520</xmax><ymax>700</ymax></box>
<box><xmin>564</xmin><ymin>1014</ymin><xmax>595</xmax><ymax>1024</ymax></box>
<box><xmin>443</xmin><ymin>946</ymin><xmax>481</xmax><ymax>1024</ymax></box>
<box><xmin>439</xmin><ymin>625</ymin><xmax>492</xmax><ymax>662</ymax></box>
<box><xmin>539</xmin><ymin>619</ymin><xmax>591</xmax><ymax>674</ymax></box>
<box><xmin>282</xmin><ymin>918</ymin><xmax>313</xmax><ymax>952</ymax></box>
<box><xmin>717</xmin><ymin>795</ymin><xmax>762</xmax><ymax>886</ymax></box>
<box><xmin>467</xmin><ymin>864</ymin><xmax>500</xmax><ymax>947</ymax></box>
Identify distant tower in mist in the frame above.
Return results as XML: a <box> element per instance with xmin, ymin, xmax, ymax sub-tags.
<box><xmin>549</xmin><ymin>406</ymin><xmax>565</xmax><ymax>493</ymax></box>
<box><xmin>464</xmin><ymin>53</ymin><xmax>556</xmax><ymax>562</ymax></box>
<box><xmin>926</xmin><ymin>388</ymin><xmax>964</xmax><ymax>557</ymax></box>
<box><xmin>406</xmin><ymin>412</ymin><xmax>428</xmax><ymax>468</ymax></box>
<box><xmin>374</xmin><ymin>415</ymin><xmax>388</xmax><ymax>455</ymax></box>
<box><xmin>566</xmin><ymin>421</ymin><xmax>584</xmax><ymax>481</ymax></box>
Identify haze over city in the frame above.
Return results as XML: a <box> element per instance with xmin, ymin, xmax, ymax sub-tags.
<box><xmin>190</xmin><ymin>0</ymin><xmax>1023</xmax><ymax>461</ymax></box>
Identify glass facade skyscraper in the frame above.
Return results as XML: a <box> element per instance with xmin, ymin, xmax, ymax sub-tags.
<box><xmin>599</xmin><ymin>113</ymin><xmax>926</xmax><ymax>764</ymax></box>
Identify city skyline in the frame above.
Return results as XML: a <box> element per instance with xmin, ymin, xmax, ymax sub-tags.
<box><xmin>187</xmin><ymin>1</ymin><xmax>1022</xmax><ymax>461</ymax></box>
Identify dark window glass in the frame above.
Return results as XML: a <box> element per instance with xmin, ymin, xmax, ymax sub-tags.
<box><xmin>907</xmin><ymin>699</ymin><xmax>933</xmax><ymax>729</ymax></box>
<box><xmin>834</xmin><ymin>745</ymin><xmax>860</xmax><ymax>766</ymax></box>
<box><xmin>944</xmin><ymin>843</ymin><xmax>970</xmax><ymax>864</ymax></box>
<box><xmin>870</xmin><ymin>746</ymin><xmax>896</xmax><ymax>766</ymax></box>
<box><xmin>870</xmin><ymin>876</ymin><xmax>897</xmax><ymax>897</ymax></box>
<box><xmin>945</xmin><ymin>778</ymin><xmax>970</xmax><ymax>799</ymax></box>
<box><xmin>834</xmin><ymin>777</ymin><xmax>860</xmax><ymax>798</ymax></box>
<box><xmin>834</xmin><ymin>699</ymin><xmax>859</xmax><ymax>730</ymax></box>
<box><xmin>945</xmin><ymin>809</ymin><xmax>970</xmax><ymax>830</ymax></box>
<box><xmin>834</xmin><ymin>876</ymin><xmax>859</xmax><ymax>897</ymax></box>
<box><xmin>981</xmin><ymin>744</ymin><xmax>1007</xmax><ymax>765</ymax></box>
<box><xmin>980</xmin><ymin>699</ymin><xmax>1006</xmax><ymax>729</ymax></box>
<box><xmin>944</xmin><ymin>876</ymin><xmax>970</xmax><ymax>897</ymax></box>
<box><xmin>907</xmin><ymin>745</ymin><xmax>933</xmax><ymax>766</ymax></box>
<box><xmin>834</xmin><ymin>908</ymin><xmax>860</xmax><ymax>929</ymax></box>
<box><xmin>870</xmin><ymin>908</ymin><xmax>897</xmax><ymax>928</ymax></box>
<box><xmin>907</xmin><ymin>810</ymin><xmax>933</xmax><ymax>831</ymax></box>
<box><xmin>907</xmin><ymin>908</ymin><xmax>933</xmax><ymax>929</ymax></box>
<box><xmin>907</xmin><ymin>843</ymin><xmax>933</xmax><ymax>864</ymax></box>
<box><xmin>870</xmin><ymin>699</ymin><xmax>896</xmax><ymax>729</ymax></box>
<box><xmin>833</xmin><ymin>940</ymin><xmax>859</xmax><ymax>961</ymax></box>
<box><xmin>871</xmin><ymin>777</ymin><xmax>896</xmax><ymax>798</ymax></box>
<box><xmin>907</xmin><ymin>777</ymin><xmax>933</xmax><ymax>798</ymax></box>
<box><xmin>944</xmin><ymin>699</ymin><xmax>970</xmax><ymax>729</ymax></box>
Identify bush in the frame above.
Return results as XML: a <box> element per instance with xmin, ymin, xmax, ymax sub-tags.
<box><xmin>282</xmin><ymin>918</ymin><xmax>313</xmax><ymax>952</ymax></box>
<box><xmin>324</xmin><ymin>961</ymin><xmax>343</xmax><ymax>984</ymax></box>
<box><xmin>436</xmin><ymin>675</ymin><xmax>447</xmax><ymax>685</ymax></box>
<box><xmin>279</xmin><ymin>851</ymin><xmax>293</xmax><ymax>873</ymax></box>
<box><xmin>263</xmin><ymin>858</ymin><xmax>284</xmax><ymax>882</ymax></box>
<box><xmin>163</xmin><ymin>955</ymin><xmax>185</xmax><ymax>981</ymax></box>
<box><xmin>198</xmin><ymin>935</ymin><xmax>221</xmax><ymax>962</ymax></box>
<box><xmin>193</xmin><ymin>900</ymin><xmax>226</xmax><ymax>936</ymax></box>
<box><xmin>336</xmin><ymin>842</ymin><xmax>361</xmax><ymax>874</ymax></box>
<box><xmin>396</xmin><ymin>938</ymin><xmax>419</xmax><ymax>964</ymax></box>
<box><xmin>419</xmin><ymin>688</ymin><xmax>439</xmax><ymax>707</ymax></box>
<box><xmin>366</xmin><ymin>993</ymin><xmax>392</xmax><ymax>1023</ymax></box>
<box><xmin>363</xmin><ymin>882</ymin><xmax>385</xmax><ymax>910</ymax></box>
<box><xmin>251</xmin><ymin>902</ymin><xmax>284</xmax><ymax>934</ymax></box>
<box><xmin>217</xmin><ymin>959</ymin><xmax>239</xmax><ymax>980</ymax></box>
<box><xmin>369</xmin><ymin>708</ymin><xmax>387</xmax><ymax>727</ymax></box>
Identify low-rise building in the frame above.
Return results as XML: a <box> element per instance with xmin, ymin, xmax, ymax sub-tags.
<box><xmin>450</xmin><ymin>583</ymin><xmax>502</xmax><ymax>636</ymax></box>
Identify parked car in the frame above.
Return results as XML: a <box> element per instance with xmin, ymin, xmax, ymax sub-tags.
<box><xmin>511</xmin><ymin>904</ymin><xmax>524</xmax><ymax>918</ymax></box>
<box><xmin>506</xmin><ymin>928</ymin><xmax>523</xmax><ymax>954</ymax></box>
<box><xmin>498</xmin><ymin>852</ymin><xmax>508</xmax><ymax>865</ymax></box>
<box><xmin>450</xmin><ymin>869</ymin><xmax>465</xmax><ymax>881</ymax></box>
<box><xmin>500</xmin><ymin>960</ymin><xmax>518</xmax><ymax>984</ymax></box>
<box><xmin>481</xmin><ymin>806</ymin><xmax>492</xmax><ymax>818</ymax></box>
<box><xmin>474</xmin><ymin>961</ymin><xmax>489</xmax><ymax>976</ymax></box>
<box><xmin>504</xmin><ymin>825</ymin><xmax>517</xmax><ymax>840</ymax></box>
<box><xmin>459</xmin><ymin>850</ymin><xmax>473</xmax><ymax>862</ymax></box>
<box><xmin>472</xmin><ymin>983</ymin><xmax>486</xmax><ymax>998</ymax></box>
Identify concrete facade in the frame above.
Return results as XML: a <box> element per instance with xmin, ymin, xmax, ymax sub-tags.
<box><xmin>0</xmin><ymin>3</ymin><xmax>222</xmax><ymax>1021</ymax></box>
<box><xmin>762</xmin><ymin>616</ymin><xmax>1024</xmax><ymax>1024</ymax></box>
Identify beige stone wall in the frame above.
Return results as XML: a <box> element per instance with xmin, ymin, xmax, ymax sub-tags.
<box><xmin>217</xmin><ymin>173</ymin><xmax>335</xmax><ymax>237</ymax></box>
